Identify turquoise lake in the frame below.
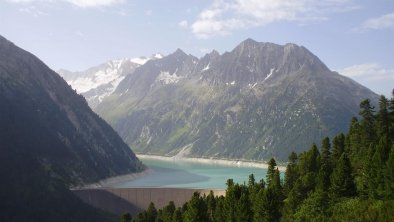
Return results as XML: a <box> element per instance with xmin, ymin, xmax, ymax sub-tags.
<box><xmin>111</xmin><ymin>158</ymin><xmax>269</xmax><ymax>189</ymax></box>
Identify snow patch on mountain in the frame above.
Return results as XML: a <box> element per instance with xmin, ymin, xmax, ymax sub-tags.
<box><xmin>156</xmin><ymin>71</ymin><xmax>183</xmax><ymax>84</ymax></box>
<box><xmin>202</xmin><ymin>63</ymin><xmax>210</xmax><ymax>71</ymax></box>
<box><xmin>264</xmin><ymin>68</ymin><xmax>275</xmax><ymax>81</ymax></box>
<box><xmin>66</xmin><ymin>63</ymin><xmax>125</xmax><ymax>93</ymax></box>
<box><xmin>59</xmin><ymin>53</ymin><xmax>164</xmax><ymax>108</ymax></box>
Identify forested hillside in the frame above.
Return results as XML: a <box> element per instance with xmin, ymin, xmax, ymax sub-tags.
<box><xmin>129</xmin><ymin>93</ymin><xmax>394</xmax><ymax>222</ymax></box>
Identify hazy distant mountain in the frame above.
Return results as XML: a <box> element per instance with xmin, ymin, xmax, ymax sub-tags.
<box><xmin>0</xmin><ymin>35</ymin><xmax>144</xmax><ymax>221</ymax></box>
<box><xmin>58</xmin><ymin>54</ymin><xmax>163</xmax><ymax>108</ymax></box>
<box><xmin>93</xmin><ymin>39</ymin><xmax>378</xmax><ymax>161</ymax></box>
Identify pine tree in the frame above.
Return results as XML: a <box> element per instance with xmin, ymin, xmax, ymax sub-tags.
<box><xmin>345</xmin><ymin>117</ymin><xmax>362</xmax><ymax>157</ymax></box>
<box><xmin>156</xmin><ymin>209</ymin><xmax>164</xmax><ymax>222</ymax></box>
<box><xmin>248</xmin><ymin>174</ymin><xmax>256</xmax><ymax>187</ymax></box>
<box><xmin>261</xmin><ymin>186</ymin><xmax>282</xmax><ymax>222</ymax></box>
<box><xmin>332</xmin><ymin>133</ymin><xmax>345</xmax><ymax>163</ymax></box>
<box><xmin>266</xmin><ymin>158</ymin><xmax>277</xmax><ymax>187</ymax></box>
<box><xmin>172</xmin><ymin>208</ymin><xmax>183</xmax><ymax>222</ymax></box>
<box><xmin>359</xmin><ymin>99</ymin><xmax>376</xmax><ymax>148</ymax></box>
<box><xmin>161</xmin><ymin>201</ymin><xmax>175</xmax><ymax>222</ymax></box>
<box><xmin>120</xmin><ymin>212</ymin><xmax>132</xmax><ymax>222</ymax></box>
<box><xmin>367</xmin><ymin>144</ymin><xmax>386</xmax><ymax>199</ymax></box>
<box><xmin>214</xmin><ymin>196</ymin><xmax>226</xmax><ymax>222</ymax></box>
<box><xmin>183</xmin><ymin>192</ymin><xmax>208</xmax><ymax>222</ymax></box>
<box><xmin>318</xmin><ymin>137</ymin><xmax>332</xmax><ymax>191</ymax></box>
<box><xmin>330</xmin><ymin>153</ymin><xmax>356</xmax><ymax>198</ymax></box>
<box><xmin>206</xmin><ymin>191</ymin><xmax>216</xmax><ymax>222</ymax></box>
<box><xmin>253</xmin><ymin>189</ymin><xmax>265</xmax><ymax>222</ymax></box>
<box><xmin>377</xmin><ymin>95</ymin><xmax>390</xmax><ymax>139</ymax></box>
<box><xmin>284</xmin><ymin>152</ymin><xmax>299</xmax><ymax>195</ymax></box>
<box><xmin>389</xmin><ymin>89</ymin><xmax>394</xmax><ymax>139</ymax></box>
<box><xmin>146</xmin><ymin>202</ymin><xmax>158</xmax><ymax>222</ymax></box>
<box><xmin>236</xmin><ymin>192</ymin><xmax>252</xmax><ymax>222</ymax></box>
<box><xmin>248</xmin><ymin>174</ymin><xmax>260</xmax><ymax>208</ymax></box>
<box><xmin>225</xmin><ymin>180</ymin><xmax>236</xmax><ymax>221</ymax></box>
<box><xmin>299</xmin><ymin>144</ymin><xmax>320</xmax><ymax>175</ymax></box>
<box><xmin>384</xmin><ymin>144</ymin><xmax>394</xmax><ymax>199</ymax></box>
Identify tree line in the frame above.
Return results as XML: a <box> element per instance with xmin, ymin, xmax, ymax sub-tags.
<box><xmin>122</xmin><ymin>93</ymin><xmax>394</xmax><ymax>222</ymax></box>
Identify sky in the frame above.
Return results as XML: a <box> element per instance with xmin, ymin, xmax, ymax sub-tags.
<box><xmin>0</xmin><ymin>0</ymin><xmax>393</xmax><ymax>97</ymax></box>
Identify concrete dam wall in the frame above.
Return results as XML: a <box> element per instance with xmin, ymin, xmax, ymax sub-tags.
<box><xmin>72</xmin><ymin>188</ymin><xmax>225</xmax><ymax>215</ymax></box>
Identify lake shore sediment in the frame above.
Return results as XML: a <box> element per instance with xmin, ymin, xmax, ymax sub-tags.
<box><xmin>137</xmin><ymin>154</ymin><xmax>287</xmax><ymax>171</ymax></box>
<box><xmin>72</xmin><ymin>168</ymin><xmax>153</xmax><ymax>189</ymax></box>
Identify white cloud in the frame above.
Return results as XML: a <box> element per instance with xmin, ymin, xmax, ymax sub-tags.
<box><xmin>8</xmin><ymin>0</ymin><xmax>123</xmax><ymax>8</ymax></box>
<box><xmin>355</xmin><ymin>12</ymin><xmax>394</xmax><ymax>32</ymax></box>
<box><xmin>191</xmin><ymin>0</ymin><xmax>356</xmax><ymax>39</ymax></box>
<box><xmin>339</xmin><ymin>63</ymin><xmax>394</xmax><ymax>97</ymax></box>
<box><xmin>339</xmin><ymin>63</ymin><xmax>394</xmax><ymax>81</ymax></box>
<box><xmin>178</xmin><ymin>20</ymin><xmax>188</xmax><ymax>28</ymax></box>
<box><xmin>18</xmin><ymin>5</ymin><xmax>48</xmax><ymax>16</ymax></box>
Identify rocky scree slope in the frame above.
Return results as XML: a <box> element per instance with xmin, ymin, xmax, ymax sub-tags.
<box><xmin>94</xmin><ymin>39</ymin><xmax>378</xmax><ymax>161</ymax></box>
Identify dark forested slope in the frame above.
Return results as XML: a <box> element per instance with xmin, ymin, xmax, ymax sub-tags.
<box><xmin>0</xmin><ymin>35</ymin><xmax>144</xmax><ymax>221</ymax></box>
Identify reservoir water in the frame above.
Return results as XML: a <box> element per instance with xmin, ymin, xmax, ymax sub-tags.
<box><xmin>111</xmin><ymin>158</ymin><xmax>270</xmax><ymax>189</ymax></box>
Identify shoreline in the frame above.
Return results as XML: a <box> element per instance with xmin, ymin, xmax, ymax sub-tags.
<box><xmin>72</xmin><ymin>168</ymin><xmax>153</xmax><ymax>189</ymax></box>
<box><xmin>137</xmin><ymin>154</ymin><xmax>287</xmax><ymax>171</ymax></box>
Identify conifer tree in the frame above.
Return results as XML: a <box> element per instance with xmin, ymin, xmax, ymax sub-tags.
<box><xmin>172</xmin><ymin>208</ymin><xmax>183</xmax><ymax>222</ymax></box>
<box><xmin>236</xmin><ymin>192</ymin><xmax>252</xmax><ymax>222</ymax></box>
<box><xmin>206</xmin><ymin>191</ymin><xmax>216</xmax><ymax>222</ymax></box>
<box><xmin>253</xmin><ymin>189</ymin><xmax>265</xmax><ymax>222</ymax></box>
<box><xmin>284</xmin><ymin>152</ymin><xmax>299</xmax><ymax>195</ymax></box>
<box><xmin>214</xmin><ymin>196</ymin><xmax>226</xmax><ymax>222</ymax></box>
<box><xmin>384</xmin><ymin>144</ymin><xmax>394</xmax><ymax>199</ymax></box>
<box><xmin>120</xmin><ymin>213</ymin><xmax>132</xmax><ymax>222</ymax></box>
<box><xmin>345</xmin><ymin>117</ymin><xmax>362</xmax><ymax>157</ymax></box>
<box><xmin>184</xmin><ymin>192</ymin><xmax>208</xmax><ymax>222</ymax></box>
<box><xmin>248</xmin><ymin>174</ymin><xmax>260</xmax><ymax>207</ymax></box>
<box><xmin>330</xmin><ymin>153</ymin><xmax>356</xmax><ymax>197</ymax></box>
<box><xmin>359</xmin><ymin>99</ymin><xmax>376</xmax><ymax>147</ymax></box>
<box><xmin>377</xmin><ymin>95</ymin><xmax>390</xmax><ymax>139</ymax></box>
<box><xmin>261</xmin><ymin>187</ymin><xmax>282</xmax><ymax>222</ymax></box>
<box><xmin>161</xmin><ymin>201</ymin><xmax>175</xmax><ymax>222</ymax></box>
<box><xmin>318</xmin><ymin>137</ymin><xmax>332</xmax><ymax>190</ymax></box>
<box><xmin>224</xmin><ymin>179</ymin><xmax>236</xmax><ymax>222</ymax></box>
<box><xmin>146</xmin><ymin>202</ymin><xmax>158</xmax><ymax>222</ymax></box>
<box><xmin>332</xmin><ymin>133</ymin><xmax>345</xmax><ymax>162</ymax></box>
<box><xmin>266</xmin><ymin>158</ymin><xmax>277</xmax><ymax>187</ymax></box>
<box><xmin>367</xmin><ymin>144</ymin><xmax>386</xmax><ymax>199</ymax></box>
<box><xmin>389</xmin><ymin>89</ymin><xmax>394</xmax><ymax>139</ymax></box>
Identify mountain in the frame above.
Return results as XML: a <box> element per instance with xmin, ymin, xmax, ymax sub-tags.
<box><xmin>58</xmin><ymin>54</ymin><xmax>163</xmax><ymax>108</ymax></box>
<box><xmin>0</xmin><ymin>35</ymin><xmax>144</xmax><ymax>221</ymax></box>
<box><xmin>92</xmin><ymin>39</ymin><xmax>379</xmax><ymax>161</ymax></box>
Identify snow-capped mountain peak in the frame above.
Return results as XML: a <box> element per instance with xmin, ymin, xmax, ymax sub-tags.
<box><xmin>58</xmin><ymin>53</ymin><xmax>164</xmax><ymax>108</ymax></box>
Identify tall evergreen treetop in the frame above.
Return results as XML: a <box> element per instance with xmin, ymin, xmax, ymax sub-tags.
<box><xmin>318</xmin><ymin>137</ymin><xmax>332</xmax><ymax>190</ymax></box>
<box><xmin>359</xmin><ymin>99</ymin><xmax>376</xmax><ymax>145</ymax></box>
<box><xmin>332</xmin><ymin>133</ymin><xmax>345</xmax><ymax>162</ymax></box>
<box><xmin>284</xmin><ymin>152</ymin><xmax>299</xmax><ymax>195</ymax></box>
<box><xmin>266</xmin><ymin>158</ymin><xmax>277</xmax><ymax>188</ymax></box>
<box><xmin>330</xmin><ymin>153</ymin><xmax>356</xmax><ymax>197</ymax></box>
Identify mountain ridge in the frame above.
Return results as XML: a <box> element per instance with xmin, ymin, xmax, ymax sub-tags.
<box><xmin>69</xmin><ymin>38</ymin><xmax>378</xmax><ymax>161</ymax></box>
<box><xmin>58</xmin><ymin>54</ymin><xmax>163</xmax><ymax>108</ymax></box>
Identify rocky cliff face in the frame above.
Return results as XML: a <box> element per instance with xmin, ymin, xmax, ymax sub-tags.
<box><xmin>92</xmin><ymin>39</ymin><xmax>378</xmax><ymax>161</ymax></box>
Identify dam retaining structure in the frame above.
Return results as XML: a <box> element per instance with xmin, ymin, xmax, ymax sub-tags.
<box><xmin>72</xmin><ymin>187</ymin><xmax>226</xmax><ymax>216</ymax></box>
